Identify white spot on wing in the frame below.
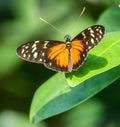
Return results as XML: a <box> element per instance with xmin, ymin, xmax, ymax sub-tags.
<box><xmin>83</xmin><ymin>54</ymin><xmax>85</xmax><ymax>58</ymax></box>
<box><xmin>43</xmin><ymin>41</ymin><xmax>49</xmax><ymax>48</ymax></box>
<box><xmin>49</xmin><ymin>62</ymin><xmax>52</xmax><ymax>66</ymax></box>
<box><xmin>25</xmin><ymin>46</ymin><xmax>29</xmax><ymax>49</ymax></box>
<box><xmin>39</xmin><ymin>58</ymin><xmax>42</xmax><ymax>62</ymax></box>
<box><xmin>42</xmin><ymin>52</ymin><xmax>45</xmax><ymax>56</ymax></box>
<box><xmin>86</xmin><ymin>41</ymin><xmax>88</xmax><ymax>45</ymax></box>
<box><xmin>88</xmin><ymin>46</ymin><xmax>91</xmax><ymax>49</ymax></box>
<box><xmin>99</xmin><ymin>29</ymin><xmax>103</xmax><ymax>34</ymax></box>
<box><xmin>21</xmin><ymin>49</ymin><xmax>25</xmax><ymax>54</ymax></box>
<box><xmin>32</xmin><ymin>47</ymin><xmax>37</xmax><ymax>53</ymax></box>
<box><xmin>96</xmin><ymin>28</ymin><xmax>99</xmax><ymax>31</ymax></box>
<box><xmin>91</xmin><ymin>38</ymin><xmax>94</xmax><ymax>44</ymax></box>
<box><xmin>33</xmin><ymin>52</ymin><xmax>38</xmax><ymax>58</ymax></box>
<box><xmin>28</xmin><ymin>54</ymin><xmax>30</xmax><ymax>58</ymax></box>
<box><xmin>88</xmin><ymin>27</ymin><xmax>92</xmax><ymax>30</ymax></box>
<box><xmin>90</xmin><ymin>33</ymin><xmax>95</xmax><ymax>38</ymax></box>
<box><xmin>23</xmin><ymin>54</ymin><xmax>26</xmax><ymax>57</ymax></box>
<box><xmin>99</xmin><ymin>35</ymin><xmax>102</xmax><ymax>38</ymax></box>
<box><xmin>22</xmin><ymin>45</ymin><xmax>25</xmax><ymax>48</ymax></box>
<box><xmin>96</xmin><ymin>37</ymin><xmax>99</xmax><ymax>41</ymax></box>
<box><xmin>90</xmin><ymin>29</ymin><xmax>94</xmax><ymax>33</ymax></box>
<box><xmin>35</xmin><ymin>40</ymin><xmax>39</xmax><ymax>43</ymax></box>
<box><xmin>26</xmin><ymin>50</ymin><xmax>28</xmax><ymax>53</ymax></box>
<box><xmin>32</xmin><ymin>43</ymin><xmax>37</xmax><ymax>48</ymax></box>
<box><xmin>89</xmin><ymin>28</ymin><xmax>94</xmax><ymax>33</ymax></box>
<box><xmin>81</xmin><ymin>32</ymin><xmax>86</xmax><ymax>38</ymax></box>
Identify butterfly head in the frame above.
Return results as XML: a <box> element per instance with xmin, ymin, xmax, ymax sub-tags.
<box><xmin>64</xmin><ymin>34</ymin><xmax>71</xmax><ymax>42</ymax></box>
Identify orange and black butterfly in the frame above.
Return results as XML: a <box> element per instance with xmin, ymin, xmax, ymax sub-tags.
<box><xmin>16</xmin><ymin>25</ymin><xmax>105</xmax><ymax>72</ymax></box>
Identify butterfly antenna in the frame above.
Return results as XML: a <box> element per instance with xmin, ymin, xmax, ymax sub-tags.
<box><xmin>69</xmin><ymin>6</ymin><xmax>86</xmax><ymax>36</ymax></box>
<box><xmin>39</xmin><ymin>17</ymin><xmax>64</xmax><ymax>35</ymax></box>
<box><xmin>80</xmin><ymin>6</ymin><xmax>86</xmax><ymax>17</ymax></box>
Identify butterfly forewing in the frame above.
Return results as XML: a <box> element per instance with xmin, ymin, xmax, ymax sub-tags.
<box><xmin>17</xmin><ymin>40</ymin><xmax>65</xmax><ymax>64</ymax></box>
<box><xmin>72</xmin><ymin>25</ymin><xmax>105</xmax><ymax>51</ymax></box>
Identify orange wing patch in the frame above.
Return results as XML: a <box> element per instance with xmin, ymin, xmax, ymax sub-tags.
<box><xmin>48</xmin><ymin>44</ymin><xmax>69</xmax><ymax>68</ymax></box>
<box><xmin>71</xmin><ymin>40</ymin><xmax>85</xmax><ymax>65</ymax></box>
<box><xmin>47</xmin><ymin>40</ymin><xmax>85</xmax><ymax>70</ymax></box>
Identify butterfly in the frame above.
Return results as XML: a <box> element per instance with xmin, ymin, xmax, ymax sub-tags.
<box><xmin>16</xmin><ymin>25</ymin><xmax>105</xmax><ymax>73</ymax></box>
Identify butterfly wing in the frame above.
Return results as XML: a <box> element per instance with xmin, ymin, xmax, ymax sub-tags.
<box><xmin>17</xmin><ymin>40</ymin><xmax>71</xmax><ymax>72</ymax></box>
<box><xmin>72</xmin><ymin>25</ymin><xmax>105</xmax><ymax>51</ymax></box>
<box><xmin>16</xmin><ymin>40</ymin><xmax>64</xmax><ymax>63</ymax></box>
<box><xmin>44</xmin><ymin>42</ymin><xmax>72</xmax><ymax>72</ymax></box>
<box><xmin>71</xmin><ymin>25</ymin><xmax>105</xmax><ymax>70</ymax></box>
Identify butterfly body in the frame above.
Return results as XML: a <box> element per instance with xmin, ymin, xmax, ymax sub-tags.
<box><xmin>17</xmin><ymin>25</ymin><xmax>105</xmax><ymax>72</ymax></box>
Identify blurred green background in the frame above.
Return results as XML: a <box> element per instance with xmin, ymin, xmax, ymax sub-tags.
<box><xmin>0</xmin><ymin>0</ymin><xmax>120</xmax><ymax>127</ymax></box>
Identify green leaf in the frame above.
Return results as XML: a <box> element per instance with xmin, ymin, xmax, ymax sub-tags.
<box><xmin>30</xmin><ymin>31</ymin><xmax>120</xmax><ymax>123</ymax></box>
<box><xmin>30</xmin><ymin>66</ymin><xmax>120</xmax><ymax>123</ymax></box>
<box><xmin>97</xmin><ymin>2</ymin><xmax>120</xmax><ymax>32</ymax></box>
